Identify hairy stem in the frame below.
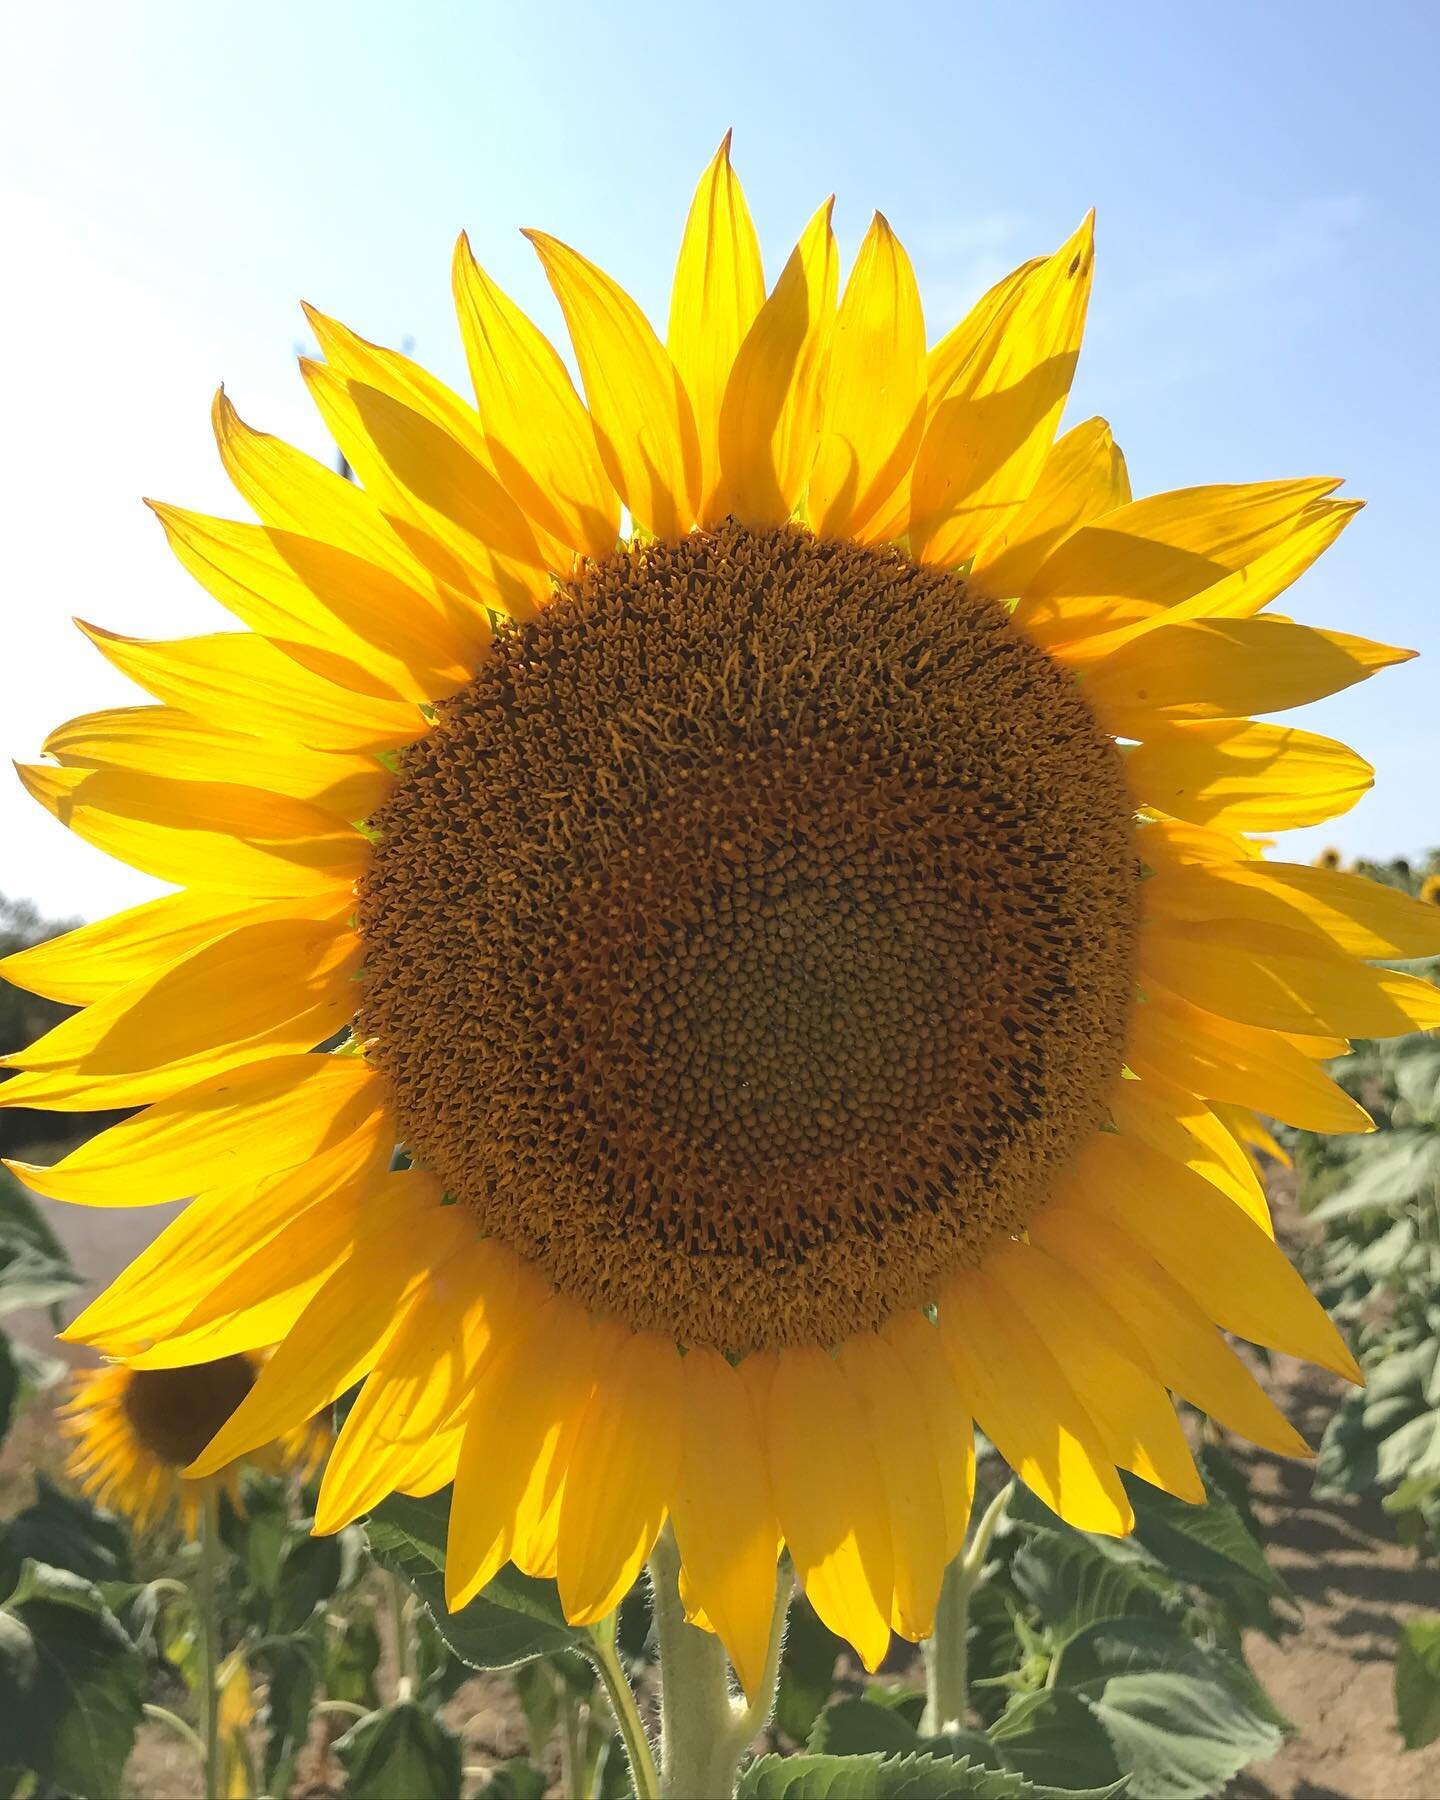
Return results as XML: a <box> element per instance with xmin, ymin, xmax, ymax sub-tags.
<box><xmin>922</xmin><ymin>1478</ymin><xmax>1013</xmax><ymax>1736</ymax></box>
<box><xmin>587</xmin><ymin>1613</ymin><xmax>660</xmax><ymax>1800</ymax></box>
<box><xmin>648</xmin><ymin>1526</ymin><xmax>791</xmax><ymax>1799</ymax></box>
<box><xmin>197</xmin><ymin>1492</ymin><xmax>222</xmax><ymax>1800</ymax></box>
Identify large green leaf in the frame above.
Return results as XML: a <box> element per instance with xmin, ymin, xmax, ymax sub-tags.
<box><xmin>269</xmin><ymin>1527</ymin><xmax>343</xmax><ymax>1633</ymax></box>
<box><xmin>1396</xmin><ymin>1614</ymin><xmax>1440</xmax><ymax>1750</ymax></box>
<box><xmin>0</xmin><ymin>1474</ymin><xmax>131</xmax><ymax>1595</ymax></box>
<box><xmin>773</xmin><ymin>1591</ymin><xmax>845</xmax><ymax>1744</ymax></box>
<box><xmin>252</xmin><ymin>1634</ymin><xmax>319</xmax><ymax>1790</ymax></box>
<box><xmin>739</xmin><ymin>1752</ymin><xmax>1123</xmax><ymax>1799</ymax></box>
<box><xmin>335</xmin><ymin>1698</ymin><xmax>464</xmax><ymax>1799</ymax></box>
<box><xmin>0</xmin><ymin>1560</ymin><xmax>144</xmax><ymax>1797</ymax></box>
<box><xmin>990</xmin><ymin>1690</ymin><xmax>1125</xmax><ymax>1792</ymax></box>
<box><xmin>478</xmin><ymin>1757</ymin><xmax>550</xmax><ymax>1797</ymax></box>
<box><xmin>1052</xmin><ymin>1619</ymin><xmax>1285</xmax><ymax>1799</ymax></box>
<box><xmin>1123</xmin><ymin>1467</ymin><xmax>1292</xmax><ymax>1636</ymax></box>
<box><xmin>808</xmin><ymin>1697</ymin><xmax>931</xmax><ymax>1756</ymax></box>
<box><xmin>1009</xmin><ymin>1529</ymin><xmax>1176</xmax><ymax>1650</ymax></box>
<box><xmin>365</xmin><ymin>1487</ymin><xmax>583</xmax><ymax>1669</ymax></box>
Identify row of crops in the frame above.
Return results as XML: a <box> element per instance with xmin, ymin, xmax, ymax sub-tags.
<box><xmin>0</xmin><ymin>858</ymin><xmax>1438</xmax><ymax>1798</ymax></box>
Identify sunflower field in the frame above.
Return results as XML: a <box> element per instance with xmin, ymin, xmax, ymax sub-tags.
<box><xmin>4</xmin><ymin>124</ymin><xmax>1440</xmax><ymax>1800</ymax></box>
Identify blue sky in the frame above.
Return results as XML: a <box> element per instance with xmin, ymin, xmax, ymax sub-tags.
<box><xmin>2</xmin><ymin>0</ymin><xmax>1437</xmax><ymax>920</ymax></box>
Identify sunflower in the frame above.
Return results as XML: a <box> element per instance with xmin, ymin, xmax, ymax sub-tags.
<box><xmin>1421</xmin><ymin>874</ymin><xmax>1440</xmax><ymax>906</ymax></box>
<box><xmin>60</xmin><ymin>1354</ymin><xmax>326</xmax><ymax>1536</ymax></box>
<box><xmin>1314</xmin><ymin>845</ymin><xmax>1344</xmax><ymax>870</ymax></box>
<box><xmin>6</xmin><ymin>137</ymin><xmax>1439</xmax><ymax>1693</ymax></box>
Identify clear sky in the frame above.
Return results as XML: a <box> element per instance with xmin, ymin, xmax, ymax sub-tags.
<box><xmin>2</xmin><ymin>0</ymin><xmax>1437</xmax><ymax>922</ymax></box>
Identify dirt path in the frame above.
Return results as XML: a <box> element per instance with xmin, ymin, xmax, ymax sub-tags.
<box><xmin>1229</xmin><ymin>1354</ymin><xmax>1440</xmax><ymax>1799</ymax></box>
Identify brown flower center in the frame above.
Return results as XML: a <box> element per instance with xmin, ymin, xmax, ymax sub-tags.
<box><xmin>121</xmin><ymin>1356</ymin><xmax>256</xmax><ymax>1467</ymax></box>
<box><xmin>358</xmin><ymin>523</ymin><xmax>1139</xmax><ymax>1351</ymax></box>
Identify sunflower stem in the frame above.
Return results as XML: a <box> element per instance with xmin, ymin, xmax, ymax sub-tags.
<box><xmin>922</xmin><ymin>1478</ymin><xmax>1012</xmax><ymax>1736</ymax></box>
<box><xmin>586</xmin><ymin>1612</ymin><xmax>660</xmax><ymax>1800</ymax></box>
<box><xmin>647</xmin><ymin>1523</ymin><xmax>790</xmax><ymax>1799</ymax></box>
<box><xmin>197</xmin><ymin>1491</ymin><xmax>223</xmax><ymax>1800</ymax></box>
<box><xmin>143</xmin><ymin>1702</ymin><xmax>206</xmax><ymax>1762</ymax></box>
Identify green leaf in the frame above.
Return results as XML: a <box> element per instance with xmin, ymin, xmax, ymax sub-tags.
<box><xmin>991</xmin><ymin>1690</ymin><xmax>1125</xmax><ymax>1793</ymax></box>
<box><xmin>773</xmin><ymin>1591</ymin><xmax>844</xmax><ymax>1743</ymax></box>
<box><xmin>1123</xmin><ymin>1464</ymin><xmax>1293</xmax><ymax>1637</ymax></box>
<box><xmin>0</xmin><ymin>1474</ymin><xmax>131</xmax><ymax>1596</ymax></box>
<box><xmin>0</xmin><ymin>1560</ymin><xmax>144</xmax><ymax>1797</ymax></box>
<box><xmin>335</xmin><ymin>1698</ymin><xmax>464</xmax><ymax>1799</ymax></box>
<box><xmin>365</xmin><ymin>1488</ymin><xmax>582</xmax><ymax>1669</ymax></box>
<box><xmin>1010</xmin><ymin>1528</ymin><xmax>1176</xmax><ymax>1650</ymax></box>
<box><xmin>326</xmin><ymin>1608</ymin><xmax>382</xmax><ymax>1711</ymax></box>
<box><xmin>1396</xmin><ymin>1614</ymin><xmax>1440</xmax><ymax>1749</ymax></box>
<box><xmin>252</xmin><ymin>1634</ymin><xmax>319</xmax><ymax>1790</ymax></box>
<box><xmin>738</xmin><ymin>1751</ymin><xmax>1122</xmax><ymax>1799</ymax></box>
<box><xmin>1054</xmin><ymin>1619</ymin><xmax>1286</xmax><ymax>1799</ymax></box>
<box><xmin>269</xmin><ymin>1527</ymin><xmax>342</xmax><ymax>1633</ymax></box>
<box><xmin>478</xmin><ymin>1756</ymin><xmax>550</xmax><ymax>1798</ymax></box>
<box><xmin>0</xmin><ymin>1337</ymin><xmax>15</xmax><ymax>1450</ymax></box>
<box><xmin>0</xmin><ymin>1241</ymin><xmax>81</xmax><ymax>1317</ymax></box>
<box><xmin>808</xmin><ymin>1697</ymin><xmax>924</xmax><ymax>1756</ymax></box>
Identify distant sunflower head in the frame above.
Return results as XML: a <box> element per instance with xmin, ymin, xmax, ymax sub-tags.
<box><xmin>61</xmin><ymin>1357</ymin><xmax>327</xmax><ymax>1536</ymax></box>
<box><xmin>1421</xmin><ymin>874</ymin><xmax>1440</xmax><ymax>906</ymax></box>
<box><xmin>10</xmin><ymin>135</ymin><xmax>1439</xmax><ymax>1689</ymax></box>
<box><xmin>1315</xmin><ymin>845</ymin><xmax>1344</xmax><ymax>869</ymax></box>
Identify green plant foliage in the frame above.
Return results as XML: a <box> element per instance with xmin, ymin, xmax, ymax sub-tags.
<box><xmin>366</xmin><ymin>1487</ymin><xmax>584</xmax><ymax>1668</ymax></box>
<box><xmin>739</xmin><ymin>1750</ymin><xmax>1124</xmax><ymax>1798</ymax></box>
<box><xmin>1396</xmin><ymin>1614</ymin><xmax>1440</xmax><ymax>1750</ymax></box>
<box><xmin>0</xmin><ymin>1474</ymin><xmax>131</xmax><ymax>1596</ymax></box>
<box><xmin>0</xmin><ymin>1561</ymin><xmax>145</xmax><ymax>1797</ymax></box>
<box><xmin>773</xmin><ymin>1590</ymin><xmax>846</xmax><ymax>1743</ymax></box>
<box><xmin>335</xmin><ymin>1696</ymin><xmax>464</xmax><ymax>1798</ymax></box>
<box><xmin>479</xmin><ymin>1755</ymin><xmax>551</xmax><ymax>1797</ymax></box>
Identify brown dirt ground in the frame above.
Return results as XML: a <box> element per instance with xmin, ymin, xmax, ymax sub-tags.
<box><xmin>6</xmin><ymin>1174</ymin><xmax>1440</xmax><ymax>1797</ymax></box>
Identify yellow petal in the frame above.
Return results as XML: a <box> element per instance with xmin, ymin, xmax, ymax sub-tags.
<box><xmin>453</xmin><ymin>233</ymin><xmax>619</xmax><ymax>563</ymax></box>
<box><xmin>187</xmin><ymin>1175</ymin><xmax>467</xmax><ymax>1474</ymax></box>
<box><xmin>1126</xmin><ymin>986</ymin><xmax>1373</xmax><ymax>1134</ymax></box>
<box><xmin>1125</xmin><ymin>720</ymin><xmax>1373</xmax><ymax>832</ymax></box>
<box><xmin>715</xmin><ymin>200</ymin><xmax>839</xmax><ymax>529</ymax></box>
<box><xmin>149</xmin><ymin>502</ymin><xmax>484</xmax><ymax>701</ymax></box>
<box><xmin>985</xmin><ymin>1241</ymin><xmax>1203</xmax><ymax>1503</ymax></box>
<box><xmin>316</xmin><ymin>1238</ymin><xmax>524</xmax><ymax>1533</ymax></box>
<box><xmin>1141</xmin><ymin>921</ymin><xmax>1440</xmax><ymax>1038</ymax></box>
<box><xmin>557</xmin><ymin>1329</ymin><xmax>682</xmax><ymax>1625</ymax></box>
<box><xmin>1083</xmin><ymin>618</ymin><xmax>1413</xmax><ymax>735</ymax></box>
<box><xmin>2</xmin><ymin>915</ymin><xmax>360</xmax><ymax>1101</ymax></box>
<box><xmin>765</xmin><ymin>1346</ymin><xmax>893</xmax><ymax>1672</ymax></box>
<box><xmin>62</xmin><ymin>1129</ymin><xmax>388</xmax><ymax>1351</ymax></box>
<box><xmin>939</xmin><ymin>1269</ymin><xmax>1133</xmax><ymax>1536</ymax></box>
<box><xmin>300</xmin><ymin>358</ymin><xmax>550</xmax><ymax>619</ymax></box>
<box><xmin>0</xmin><ymin>890</ymin><xmax>314</xmax><ymax>1005</ymax></box>
<box><xmin>16</xmin><ymin>763</ymin><xmax>370</xmax><ymax>896</ymax></box>
<box><xmin>395</xmin><ymin>1423</ymin><xmax>466</xmax><ymax>1498</ymax></box>
<box><xmin>7</xmin><ymin>1053</ymin><xmax>388</xmax><ymax>1206</ymax></box>
<box><xmin>1031</xmin><ymin>1204</ymin><xmax>1311</xmax><ymax>1458</ymax></box>
<box><xmin>971</xmin><ymin>417</ymin><xmax>1131</xmax><ymax>597</ymax></box>
<box><xmin>1075</xmin><ymin>498</ymin><xmax>1365</xmax><ymax>661</ymax></box>
<box><xmin>1145</xmin><ymin>858</ymin><xmax>1440</xmax><ymax>960</ymax></box>
<box><xmin>669</xmin><ymin>1347</ymin><xmax>780</xmax><ymax>1703</ymax></box>
<box><xmin>910</xmin><ymin>215</ymin><xmax>1094</xmax><ymax>569</ymax></box>
<box><xmin>1109</xmin><ymin>1073</ymin><xmax>1272</xmax><ymax>1236</ymax></box>
<box><xmin>839</xmin><ymin>1333</ymin><xmax>948</xmax><ymax>1640</ymax></box>
<box><xmin>525</xmin><ymin>230</ymin><xmax>700</xmax><ymax>540</ymax></box>
<box><xmin>77</xmin><ymin>622</ymin><xmax>427</xmax><ymax>751</ymax></box>
<box><xmin>881</xmin><ymin>1311</ymin><xmax>975</xmax><ymax>1561</ymax></box>
<box><xmin>1064</xmin><ymin>1132</ymin><xmax>1360</xmax><ymax>1382</ymax></box>
<box><xmin>446</xmin><ymin>1296</ymin><xmax>597</xmax><ymax>1611</ymax></box>
<box><xmin>44</xmin><ymin>705</ymin><xmax>393</xmax><ymax>823</ymax></box>
<box><xmin>925</xmin><ymin>258</ymin><xmax>1043</xmax><ymax>403</ymax></box>
<box><xmin>1012</xmin><ymin>477</ymin><xmax>1340</xmax><ymax>653</ymax></box>
<box><xmin>212</xmin><ymin>390</ymin><xmax>455</xmax><ymax>593</ymax></box>
<box><xmin>666</xmin><ymin>133</ymin><xmax>767</xmax><ymax>521</ymax></box>
<box><xmin>809</xmin><ymin>214</ymin><xmax>926</xmax><ymax>541</ymax></box>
